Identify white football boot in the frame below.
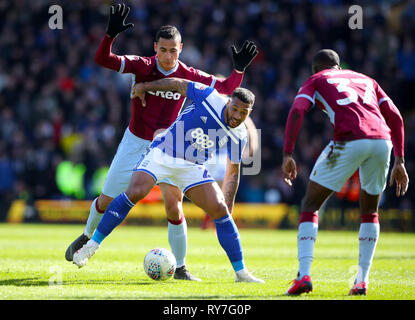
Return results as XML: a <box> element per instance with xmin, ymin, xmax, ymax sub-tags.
<box><xmin>235</xmin><ymin>269</ymin><xmax>265</xmax><ymax>283</ymax></box>
<box><xmin>73</xmin><ymin>240</ymin><xmax>100</xmax><ymax>268</ymax></box>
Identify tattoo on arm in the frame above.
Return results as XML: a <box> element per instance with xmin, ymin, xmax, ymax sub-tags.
<box><xmin>222</xmin><ymin>163</ymin><xmax>240</xmax><ymax>213</ymax></box>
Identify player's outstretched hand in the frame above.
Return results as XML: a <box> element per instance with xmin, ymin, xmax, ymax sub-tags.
<box><xmin>231</xmin><ymin>40</ymin><xmax>259</xmax><ymax>72</ymax></box>
<box><xmin>132</xmin><ymin>83</ymin><xmax>146</xmax><ymax>106</ymax></box>
<box><xmin>106</xmin><ymin>3</ymin><xmax>134</xmax><ymax>38</ymax></box>
<box><xmin>389</xmin><ymin>159</ymin><xmax>409</xmax><ymax>197</ymax></box>
<box><xmin>282</xmin><ymin>155</ymin><xmax>297</xmax><ymax>186</ymax></box>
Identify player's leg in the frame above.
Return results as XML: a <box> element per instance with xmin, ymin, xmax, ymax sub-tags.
<box><xmin>84</xmin><ymin>193</ymin><xmax>113</xmax><ymax>236</ymax></box>
<box><xmin>297</xmin><ymin>180</ymin><xmax>334</xmax><ymax>277</ymax></box>
<box><xmin>185</xmin><ymin>182</ymin><xmax>264</xmax><ymax>283</ymax></box>
<box><xmin>65</xmin><ymin>128</ymin><xmax>150</xmax><ymax>261</ymax></box>
<box><xmin>201</xmin><ymin>181</ymin><xmax>222</xmax><ymax>230</ymax></box>
<box><xmin>287</xmin><ymin>140</ymin><xmax>365</xmax><ymax>295</ymax></box>
<box><xmin>65</xmin><ymin>193</ymin><xmax>113</xmax><ymax>261</ymax></box>
<box><xmin>202</xmin><ymin>155</ymin><xmax>226</xmax><ymax>230</ymax></box>
<box><xmin>160</xmin><ymin>183</ymin><xmax>186</xmax><ymax>267</ymax></box>
<box><xmin>160</xmin><ymin>182</ymin><xmax>200</xmax><ymax>281</ymax></box>
<box><xmin>73</xmin><ymin>171</ymin><xmax>156</xmax><ymax>267</ymax></box>
<box><xmin>286</xmin><ymin>180</ymin><xmax>334</xmax><ymax>295</ymax></box>
<box><xmin>349</xmin><ymin>190</ymin><xmax>380</xmax><ymax>295</ymax></box>
<box><xmin>201</xmin><ymin>177</ymin><xmax>222</xmax><ymax>230</ymax></box>
<box><xmin>350</xmin><ymin>139</ymin><xmax>392</xmax><ymax>295</ymax></box>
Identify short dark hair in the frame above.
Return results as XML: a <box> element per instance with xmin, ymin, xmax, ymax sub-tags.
<box><xmin>312</xmin><ymin>49</ymin><xmax>340</xmax><ymax>74</ymax></box>
<box><xmin>231</xmin><ymin>87</ymin><xmax>255</xmax><ymax>106</ymax></box>
<box><xmin>155</xmin><ymin>25</ymin><xmax>182</xmax><ymax>43</ymax></box>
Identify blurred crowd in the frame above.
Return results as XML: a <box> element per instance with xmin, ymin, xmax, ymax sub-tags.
<box><xmin>1</xmin><ymin>0</ymin><xmax>414</xmax><ymax>221</ymax></box>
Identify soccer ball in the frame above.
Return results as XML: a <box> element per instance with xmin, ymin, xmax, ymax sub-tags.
<box><xmin>143</xmin><ymin>248</ymin><xmax>176</xmax><ymax>281</ymax></box>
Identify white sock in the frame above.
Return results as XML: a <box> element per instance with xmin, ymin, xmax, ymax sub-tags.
<box><xmin>357</xmin><ymin>222</ymin><xmax>379</xmax><ymax>284</ymax></box>
<box><xmin>168</xmin><ymin>218</ymin><xmax>187</xmax><ymax>268</ymax></box>
<box><xmin>297</xmin><ymin>222</ymin><xmax>318</xmax><ymax>278</ymax></box>
<box><xmin>84</xmin><ymin>198</ymin><xmax>104</xmax><ymax>239</ymax></box>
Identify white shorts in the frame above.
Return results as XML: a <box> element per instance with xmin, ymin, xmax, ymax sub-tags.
<box><xmin>134</xmin><ymin>147</ymin><xmax>216</xmax><ymax>194</ymax></box>
<box><xmin>102</xmin><ymin>127</ymin><xmax>151</xmax><ymax>198</ymax></box>
<box><xmin>310</xmin><ymin>139</ymin><xmax>392</xmax><ymax>195</ymax></box>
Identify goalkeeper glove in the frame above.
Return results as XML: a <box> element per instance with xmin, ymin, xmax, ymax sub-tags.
<box><xmin>105</xmin><ymin>3</ymin><xmax>134</xmax><ymax>38</ymax></box>
<box><xmin>231</xmin><ymin>40</ymin><xmax>259</xmax><ymax>72</ymax></box>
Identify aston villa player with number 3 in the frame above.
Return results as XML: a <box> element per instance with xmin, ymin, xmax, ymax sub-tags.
<box><xmin>65</xmin><ymin>3</ymin><xmax>258</xmax><ymax>282</ymax></box>
<box><xmin>282</xmin><ymin>49</ymin><xmax>409</xmax><ymax>296</ymax></box>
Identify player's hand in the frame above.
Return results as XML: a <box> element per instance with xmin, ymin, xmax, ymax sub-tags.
<box><xmin>231</xmin><ymin>40</ymin><xmax>259</xmax><ymax>72</ymax></box>
<box><xmin>282</xmin><ymin>155</ymin><xmax>297</xmax><ymax>186</ymax></box>
<box><xmin>389</xmin><ymin>159</ymin><xmax>409</xmax><ymax>197</ymax></box>
<box><xmin>106</xmin><ymin>3</ymin><xmax>134</xmax><ymax>38</ymax></box>
<box><xmin>132</xmin><ymin>83</ymin><xmax>146</xmax><ymax>106</ymax></box>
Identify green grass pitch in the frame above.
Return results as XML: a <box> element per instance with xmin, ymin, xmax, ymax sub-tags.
<box><xmin>0</xmin><ymin>223</ymin><xmax>414</xmax><ymax>300</ymax></box>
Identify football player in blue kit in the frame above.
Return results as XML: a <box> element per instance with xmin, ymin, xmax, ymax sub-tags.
<box><xmin>73</xmin><ymin>78</ymin><xmax>264</xmax><ymax>283</ymax></box>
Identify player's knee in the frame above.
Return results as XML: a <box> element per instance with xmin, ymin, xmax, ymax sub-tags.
<box><xmin>301</xmin><ymin>196</ymin><xmax>320</xmax><ymax>212</ymax></box>
<box><xmin>97</xmin><ymin>194</ymin><xmax>113</xmax><ymax>211</ymax></box>
<box><xmin>164</xmin><ymin>200</ymin><xmax>183</xmax><ymax>221</ymax></box>
<box><xmin>126</xmin><ymin>183</ymin><xmax>149</xmax><ymax>204</ymax></box>
<box><xmin>207</xmin><ymin>201</ymin><xmax>229</xmax><ymax>220</ymax></box>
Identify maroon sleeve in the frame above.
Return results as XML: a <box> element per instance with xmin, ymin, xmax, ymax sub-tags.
<box><xmin>375</xmin><ymin>82</ymin><xmax>405</xmax><ymax>157</ymax></box>
<box><xmin>212</xmin><ymin>70</ymin><xmax>244</xmax><ymax>95</ymax></box>
<box><xmin>378</xmin><ymin>104</ymin><xmax>405</xmax><ymax>157</ymax></box>
<box><xmin>94</xmin><ymin>36</ymin><xmax>123</xmax><ymax>71</ymax></box>
<box><xmin>283</xmin><ymin>97</ymin><xmax>313</xmax><ymax>155</ymax></box>
<box><xmin>94</xmin><ymin>36</ymin><xmax>150</xmax><ymax>74</ymax></box>
<box><xmin>191</xmin><ymin>69</ymin><xmax>243</xmax><ymax>95</ymax></box>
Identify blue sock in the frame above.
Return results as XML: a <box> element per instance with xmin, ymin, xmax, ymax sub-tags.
<box><xmin>214</xmin><ymin>214</ymin><xmax>245</xmax><ymax>272</ymax></box>
<box><xmin>92</xmin><ymin>193</ymin><xmax>135</xmax><ymax>244</ymax></box>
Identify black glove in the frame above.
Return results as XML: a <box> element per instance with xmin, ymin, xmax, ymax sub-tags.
<box><xmin>231</xmin><ymin>40</ymin><xmax>259</xmax><ymax>72</ymax></box>
<box><xmin>105</xmin><ymin>3</ymin><xmax>134</xmax><ymax>38</ymax></box>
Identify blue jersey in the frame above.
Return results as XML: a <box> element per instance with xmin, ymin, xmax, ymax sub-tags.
<box><xmin>150</xmin><ymin>82</ymin><xmax>248</xmax><ymax>165</ymax></box>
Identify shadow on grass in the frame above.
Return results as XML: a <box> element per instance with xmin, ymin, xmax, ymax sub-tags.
<box><xmin>1</xmin><ymin>278</ymin><xmax>333</xmax><ymax>299</ymax></box>
<box><xmin>0</xmin><ymin>277</ymin><xmax>50</xmax><ymax>287</ymax></box>
<box><xmin>0</xmin><ymin>277</ymin><xmax>157</xmax><ymax>287</ymax></box>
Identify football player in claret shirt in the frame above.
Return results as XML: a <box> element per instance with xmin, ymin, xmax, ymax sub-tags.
<box><xmin>282</xmin><ymin>49</ymin><xmax>409</xmax><ymax>295</ymax></box>
<box><xmin>65</xmin><ymin>4</ymin><xmax>259</xmax><ymax>281</ymax></box>
<box><xmin>73</xmin><ymin>78</ymin><xmax>264</xmax><ymax>283</ymax></box>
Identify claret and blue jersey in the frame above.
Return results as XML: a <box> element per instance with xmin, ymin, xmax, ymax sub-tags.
<box><xmin>150</xmin><ymin>81</ymin><xmax>248</xmax><ymax>165</ymax></box>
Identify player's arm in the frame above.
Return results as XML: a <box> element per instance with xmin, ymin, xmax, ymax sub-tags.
<box><xmin>375</xmin><ymin>83</ymin><xmax>408</xmax><ymax>196</ymax></box>
<box><xmin>132</xmin><ymin>78</ymin><xmax>191</xmax><ymax>106</ymax></box>
<box><xmin>378</xmin><ymin>98</ymin><xmax>405</xmax><ymax>158</ymax></box>
<box><xmin>282</xmin><ymin>97</ymin><xmax>313</xmax><ymax>186</ymax></box>
<box><xmin>222</xmin><ymin>158</ymin><xmax>241</xmax><ymax>214</ymax></box>
<box><xmin>94</xmin><ymin>4</ymin><xmax>134</xmax><ymax>71</ymax></box>
<box><xmin>378</xmin><ymin>97</ymin><xmax>409</xmax><ymax>196</ymax></box>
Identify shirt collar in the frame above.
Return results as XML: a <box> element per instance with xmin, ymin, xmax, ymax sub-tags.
<box><xmin>156</xmin><ymin>57</ymin><xmax>179</xmax><ymax>76</ymax></box>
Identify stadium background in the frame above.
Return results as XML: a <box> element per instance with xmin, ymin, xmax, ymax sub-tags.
<box><xmin>0</xmin><ymin>0</ymin><xmax>414</xmax><ymax>230</ymax></box>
